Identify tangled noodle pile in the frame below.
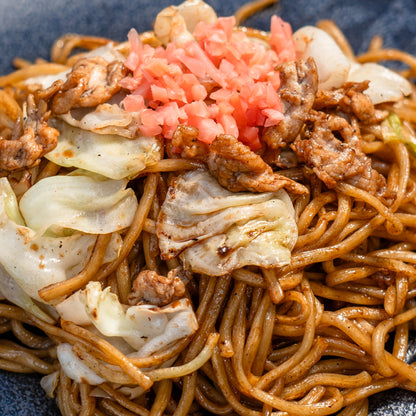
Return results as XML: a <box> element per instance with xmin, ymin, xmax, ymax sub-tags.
<box><xmin>1</xmin><ymin>1</ymin><xmax>416</xmax><ymax>415</ymax></box>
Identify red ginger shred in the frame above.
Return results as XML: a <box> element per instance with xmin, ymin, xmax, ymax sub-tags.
<box><xmin>121</xmin><ymin>15</ymin><xmax>296</xmax><ymax>149</ymax></box>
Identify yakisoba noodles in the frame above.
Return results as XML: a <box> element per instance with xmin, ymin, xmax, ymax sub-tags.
<box><xmin>1</xmin><ymin>0</ymin><xmax>416</xmax><ymax>415</ymax></box>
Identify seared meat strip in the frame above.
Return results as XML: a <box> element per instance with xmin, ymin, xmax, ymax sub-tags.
<box><xmin>52</xmin><ymin>57</ymin><xmax>127</xmax><ymax>114</ymax></box>
<box><xmin>0</xmin><ymin>95</ymin><xmax>59</xmax><ymax>171</ymax></box>
<box><xmin>292</xmin><ymin>111</ymin><xmax>387</xmax><ymax>197</ymax></box>
<box><xmin>208</xmin><ymin>134</ymin><xmax>307</xmax><ymax>194</ymax></box>
<box><xmin>262</xmin><ymin>57</ymin><xmax>318</xmax><ymax>150</ymax></box>
<box><xmin>169</xmin><ymin>59</ymin><xmax>317</xmax><ymax>194</ymax></box>
<box><xmin>171</xmin><ymin>127</ymin><xmax>308</xmax><ymax>195</ymax></box>
<box><xmin>313</xmin><ymin>81</ymin><xmax>388</xmax><ymax>124</ymax></box>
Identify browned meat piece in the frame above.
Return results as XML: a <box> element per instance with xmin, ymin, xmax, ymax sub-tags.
<box><xmin>292</xmin><ymin>112</ymin><xmax>387</xmax><ymax>197</ymax></box>
<box><xmin>168</xmin><ymin>127</ymin><xmax>307</xmax><ymax>194</ymax></box>
<box><xmin>37</xmin><ymin>79</ymin><xmax>64</xmax><ymax>101</ymax></box>
<box><xmin>171</xmin><ymin>124</ymin><xmax>208</xmax><ymax>159</ymax></box>
<box><xmin>0</xmin><ymin>95</ymin><xmax>59</xmax><ymax>171</ymax></box>
<box><xmin>262</xmin><ymin>57</ymin><xmax>318</xmax><ymax>150</ymax></box>
<box><xmin>262</xmin><ymin>148</ymin><xmax>299</xmax><ymax>169</ymax></box>
<box><xmin>207</xmin><ymin>134</ymin><xmax>307</xmax><ymax>194</ymax></box>
<box><xmin>313</xmin><ymin>82</ymin><xmax>388</xmax><ymax>124</ymax></box>
<box><xmin>51</xmin><ymin>57</ymin><xmax>127</xmax><ymax>114</ymax></box>
<box><xmin>128</xmin><ymin>269</ymin><xmax>186</xmax><ymax>307</ymax></box>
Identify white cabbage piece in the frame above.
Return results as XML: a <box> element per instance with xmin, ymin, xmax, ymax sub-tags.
<box><xmin>55</xmin><ymin>281</ymin><xmax>198</xmax><ymax>356</ymax></box>
<box><xmin>60</xmin><ymin>103</ymin><xmax>139</xmax><ymax>139</ymax></box>
<box><xmin>45</xmin><ymin>119</ymin><xmax>161</xmax><ymax>180</ymax></box>
<box><xmin>347</xmin><ymin>62</ymin><xmax>412</xmax><ymax>104</ymax></box>
<box><xmin>102</xmin><ymin>232</ymin><xmax>123</xmax><ymax>264</ymax></box>
<box><xmin>56</xmin><ymin>292</ymin><xmax>137</xmax><ymax>356</ymax></box>
<box><xmin>0</xmin><ymin>178</ymin><xmax>97</xmax><ymax>301</ymax></box>
<box><xmin>293</xmin><ymin>26</ymin><xmax>351</xmax><ymax>90</ymax></box>
<box><xmin>157</xmin><ymin>169</ymin><xmax>298</xmax><ymax>276</ymax></box>
<box><xmin>0</xmin><ymin>264</ymin><xmax>55</xmax><ymax>323</ymax></box>
<box><xmin>57</xmin><ymin>343</ymin><xmax>105</xmax><ymax>385</ymax></box>
<box><xmin>294</xmin><ymin>26</ymin><xmax>411</xmax><ymax>104</ymax></box>
<box><xmin>19</xmin><ymin>171</ymin><xmax>138</xmax><ymax>236</ymax></box>
<box><xmin>55</xmin><ymin>288</ymin><xmax>91</xmax><ymax>326</ymax></box>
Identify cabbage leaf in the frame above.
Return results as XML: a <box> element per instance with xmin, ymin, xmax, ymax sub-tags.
<box><xmin>55</xmin><ymin>281</ymin><xmax>198</xmax><ymax>356</ymax></box>
<box><xmin>45</xmin><ymin>119</ymin><xmax>161</xmax><ymax>180</ymax></box>
<box><xmin>57</xmin><ymin>343</ymin><xmax>105</xmax><ymax>385</ymax></box>
<box><xmin>0</xmin><ymin>264</ymin><xmax>56</xmax><ymax>322</ymax></box>
<box><xmin>60</xmin><ymin>103</ymin><xmax>138</xmax><ymax>138</ymax></box>
<box><xmin>157</xmin><ymin>169</ymin><xmax>298</xmax><ymax>275</ymax></box>
<box><xmin>19</xmin><ymin>171</ymin><xmax>138</xmax><ymax>236</ymax></box>
<box><xmin>0</xmin><ymin>177</ymin><xmax>97</xmax><ymax>301</ymax></box>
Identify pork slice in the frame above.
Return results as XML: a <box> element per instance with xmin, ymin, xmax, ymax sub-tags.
<box><xmin>262</xmin><ymin>57</ymin><xmax>318</xmax><ymax>149</ymax></box>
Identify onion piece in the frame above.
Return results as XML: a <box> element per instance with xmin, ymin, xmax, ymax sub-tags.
<box><xmin>40</xmin><ymin>371</ymin><xmax>60</xmax><ymax>398</ymax></box>
<box><xmin>348</xmin><ymin>62</ymin><xmax>412</xmax><ymax>104</ymax></box>
<box><xmin>154</xmin><ymin>0</ymin><xmax>217</xmax><ymax>46</ymax></box>
<box><xmin>293</xmin><ymin>25</ymin><xmax>351</xmax><ymax>90</ymax></box>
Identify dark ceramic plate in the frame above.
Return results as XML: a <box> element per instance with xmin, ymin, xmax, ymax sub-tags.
<box><xmin>1</xmin><ymin>0</ymin><xmax>416</xmax><ymax>414</ymax></box>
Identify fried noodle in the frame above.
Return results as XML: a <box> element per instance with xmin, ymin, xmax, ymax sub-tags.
<box><xmin>1</xmin><ymin>1</ymin><xmax>416</xmax><ymax>416</ymax></box>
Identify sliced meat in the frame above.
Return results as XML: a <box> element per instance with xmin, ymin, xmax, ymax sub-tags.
<box><xmin>313</xmin><ymin>81</ymin><xmax>388</xmax><ymax>124</ymax></box>
<box><xmin>171</xmin><ymin>124</ymin><xmax>208</xmax><ymax>159</ymax></box>
<box><xmin>262</xmin><ymin>148</ymin><xmax>299</xmax><ymax>169</ymax></box>
<box><xmin>170</xmin><ymin>125</ymin><xmax>307</xmax><ymax>195</ymax></box>
<box><xmin>128</xmin><ymin>269</ymin><xmax>186</xmax><ymax>307</ymax></box>
<box><xmin>0</xmin><ymin>95</ymin><xmax>59</xmax><ymax>171</ymax></box>
<box><xmin>51</xmin><ymin>57</ymin><xmax>127</xmax><ymax>114</ymax></box>
<box><xmin>292</xmin><ymin>111</ymin><xmax>387</xmax><ymax>197</ymax></box>
<box><xmin>208</xmin><ymin>134</ymin><xmax>307</xmax><ymax>194</ymax></box>
<box><xmin>262</xmin><ymin>57</ymin><xmax>318</xmax><ymax>149</ymax></box>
